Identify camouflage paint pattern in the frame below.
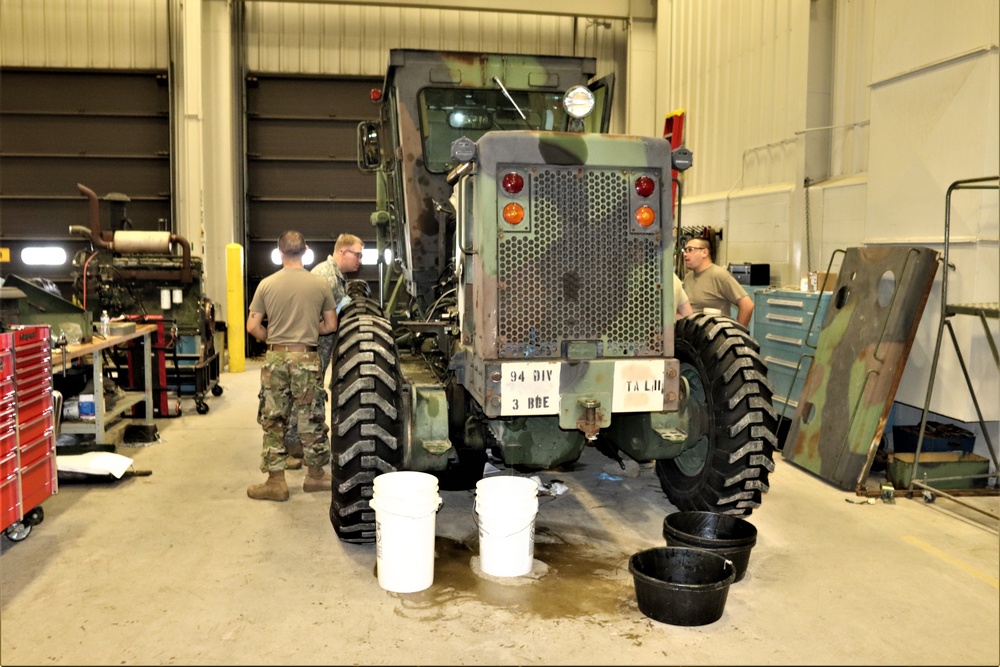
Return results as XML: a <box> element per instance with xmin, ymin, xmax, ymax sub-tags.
<box><xmin>469</xmin><ymin>131</ymin><xmax>675</xmax><ymax>361</ymax></box>
<box><xmin>258</xmin><ymin>350</ymin><xmax>330</xmax><ymax>472</ymax></box>
<box><xmin>782</xmin><ymin>246</ymin><xmax>940</xmax><ymax>490</ymax></box>
<box><xmin>459</xmin><ymin>131</ymin><xmax>678</xmax><ymax>446</ymax></box>
<box><xmin>488</xmin><ymin>415</ymin><xmax>585</xmax><ymax>467</ymax></box>
<box><xmin>371</xmin><ymin>49</ymin><xmax>599</xmax><ymax>311</ymax></box>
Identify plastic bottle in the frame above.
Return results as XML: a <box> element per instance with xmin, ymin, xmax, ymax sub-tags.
<box><xmin>100</xmin><ymin>310</ymin><xmax>111</xmax><ymax>337</ymax></box>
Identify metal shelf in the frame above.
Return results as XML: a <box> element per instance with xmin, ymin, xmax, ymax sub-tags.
<box><xmin>59</xmin><ymin>393</ymin><xmax>146</xmax><ymax>435</ymax></box>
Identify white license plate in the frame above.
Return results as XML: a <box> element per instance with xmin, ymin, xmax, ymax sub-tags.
<box><xmin>500</xmin><ymin>361</ymin><xmax>561</xmax><ymax>415</ymax></box>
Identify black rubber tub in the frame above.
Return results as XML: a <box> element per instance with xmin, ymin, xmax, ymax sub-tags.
<box><xmin>662</xmin><ymin>511</ymin><xmax>757</xmax><ymax>582</ymax></box>
<box><xmin>628</xmin><ymin>546</ymin><xmax>736</xmax><ymax>626</ymax></box>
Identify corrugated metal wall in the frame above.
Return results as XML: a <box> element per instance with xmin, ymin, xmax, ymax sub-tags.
<box><xmin>829</xmin><ymin>0</ymin><xmax>872</xmax><ymax>179</ymax></box>
<box><xmin>242</xmin><ymin>2</ymin><xmax>629</xmax><ymax>131</ymax></box>
<box><xmin>0</xmin><ymin>1</ymin><xmax>626</xmax><ymax>89</ymax></box>
<box><xmin>663</xmin><ymin>0</ymin><xmax>809</xmax><ymax>198</ymax></box>
<box><xmin>0</xmin><ymin>0</ymin><xmax>169</xmax><ymax>69</ymax></box>
<box><xmin>243</xmin><ymin>3</ymin><xmax>624</xmax><ymax>73</ymax></box>
<box><xmin>246</xmin><ymin>3</ymin><xmax>578</xmax><ymax>74</ymax></box>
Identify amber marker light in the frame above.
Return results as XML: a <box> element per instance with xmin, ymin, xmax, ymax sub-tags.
<box><xmin>635</xmin><ymin>176</ymin><xmax>655</xmax><ymax>198</ymax></box>
<box><xmin>501</xmin><ymin>172</ymin><xmax>524</xmax><ymax>195</ymax></box>
<box><xmin>635</xmin><ymin>205</ymin><xmax>655</xmax><ymax>227</ymax></box>
<box><xmin>503</xmin><ymin>203</ymin><xmax>525</xmax><ymax>224</ymax></box>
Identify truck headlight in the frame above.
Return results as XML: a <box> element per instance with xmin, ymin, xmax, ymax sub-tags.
<box><xmin>562</xmin><ymin>86</ymin><xmax>595</xmax><ymax>119</ymax></box>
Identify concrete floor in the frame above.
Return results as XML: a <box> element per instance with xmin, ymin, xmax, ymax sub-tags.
<box><xmin>2</xmin><ymin>359</ymin><xmax>998</xmax><ymax>666</ymax></box>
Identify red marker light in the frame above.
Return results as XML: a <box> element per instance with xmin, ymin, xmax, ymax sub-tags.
<box><xmin>501</xmin><ymin>172</ymin><xmax>524</xmax><ymax>195</ymax></box>
<box><xmin>370</xmin><ymin>89</ymin><xmax>382</xmax><ymax>102</ymax></box>
<box><xmin>635</xmin><ymin>176</ymin><xmax>655</xmax><ymax>198</ymax></box>
<box><xmin>635</xmin><ymin>206</ymin><xmax>655</xmax><ymax>227</ymax></box>
<box><xmin>503</xmin><ymin>203</ymin><xmax>525</xmax><ymax>224</ymax></box>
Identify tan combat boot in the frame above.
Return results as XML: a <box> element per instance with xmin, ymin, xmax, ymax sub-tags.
<box><xmin>247</xmin><ymin>470</ymin><xmax>289</xmax><ymax>501</ymax></box>
<box><xmin>303</xmin><ymin>466</ymin><xmax>332</xmax><ymax>492</ymax></box>
<box><xmin>285</xmin><ymin>456</ymin><xmax>303</xmax><ymax>470</ymax></box>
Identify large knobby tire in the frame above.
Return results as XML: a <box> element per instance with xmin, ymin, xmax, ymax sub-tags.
<box><xmin>329</xmin><ymin>309</ymin><xmax>404</xmax><ymax>543</ymax></box>
<box><xmin>657</xmin><ymin>314</ymin><xmax>777</xmax><ymax>515</ymax></box>
<box><xmin>339</xmin><ymin>296</ymin><xmax>385</xmax><ymax>321</ymax></box>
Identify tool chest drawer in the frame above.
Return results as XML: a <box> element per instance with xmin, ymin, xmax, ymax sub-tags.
<box><xmin>20</xmin><ymin>455</ymin><xmax>55</xmax><ymax>515</ymax></box>
<box><xmin>0</xmin><ymin>376</ymin><xmax>14</xmax><ymax>407</ymax></box>
<box><xmin>19</xmin><ymin>426</ymin><xmax>54</xmax><ymax>468</ymax></box>
<box><xmin>14</xmin><ymin>391</ymin><xmax>53</xmax><ymax>425</ymax></box>
<box><xmin>0</xmin><ymin>396</ymin><xmax>15</xmax><ymax>431</ymax></box>
<box><xmin>14</xmin><ymin>367</ymin><xmax>52</xmax><ymax>400</ymax></box>
<box><xmin>753</xmin><ymin>289</ymin><xmax>832</xmax><ymax>412</ymax></box>
<box><xmin>0</xmin><ymin>424</ymin><xmax>15</xmax><ymax>456</ymax></box>
<box><xmin>0</xmin><ymin>450</ymin><xmax>17</xmax><ymax>480</ymax></box>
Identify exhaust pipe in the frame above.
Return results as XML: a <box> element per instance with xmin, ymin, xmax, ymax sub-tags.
<box><xmin>76</xmin><ymin>183</ymin><xmax>112</xmax><ymax>249</ymax></box>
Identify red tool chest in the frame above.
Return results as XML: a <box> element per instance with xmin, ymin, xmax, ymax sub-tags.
<box><xmin>1</xmin><ymin>325</ymin><xmax>57</xmax><ymax>542</ymax></box>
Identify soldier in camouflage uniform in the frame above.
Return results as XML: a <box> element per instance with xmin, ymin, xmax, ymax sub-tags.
<box><xmin>283</xmin><ymin>234</ymin><xmax>363</xmax><ymax>463</ymax></box>
<box><xmin>246</xmin><ymin>231</ymin><xmax>338</xmax><ymax>502</ymax></box>
<box><xmin>311</xmin><ymin>233</ymin><xmax>364</xmax><ymax>379</ymax></box>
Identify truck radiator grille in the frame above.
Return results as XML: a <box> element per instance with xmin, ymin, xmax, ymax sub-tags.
<box><xmin>497</xmin><ymin>167</ymin><xmax>664</xmax><ymax>358</ymax></box>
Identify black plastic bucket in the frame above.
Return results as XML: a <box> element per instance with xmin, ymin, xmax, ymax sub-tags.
<box><xmin>662</xmin><ymin>511</ymin><xmax>757</xmax><ymax>582</ymax></box>
<box><xmin>628</xmin><ymin>547</ymin><xmax>736</xmax><ymax>626</ymax></box>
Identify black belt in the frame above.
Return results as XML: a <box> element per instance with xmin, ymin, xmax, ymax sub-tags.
<box><xmin>267</xmin><ymin>344</ymin><xmax>316</xmax><ymax>352</ymax></box>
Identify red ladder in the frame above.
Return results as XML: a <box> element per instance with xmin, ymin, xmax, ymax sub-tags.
<box><xmin>663</xmin><ymin>109</ymin><xmax>685</xmax><ymax>210</ymax></box>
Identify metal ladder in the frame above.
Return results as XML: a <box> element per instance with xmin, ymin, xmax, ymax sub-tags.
<box><xmin>910</xmin><ymin>175</ymin><xmax>999</xmax><ymax>519</ymax></box>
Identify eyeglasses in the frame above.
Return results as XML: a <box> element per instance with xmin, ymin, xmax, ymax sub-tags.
<box><xmin>344</xmin><ymin>249</ymin><xmax>363</xmax><ymax>259</ymax></box>
<box><xmin>682</xmin><ymin>245</ymin><xmax>708</xmax><ymax>254</ymax></box>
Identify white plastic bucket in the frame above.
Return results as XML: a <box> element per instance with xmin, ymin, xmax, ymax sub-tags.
<box><xmin>370</xmin><ymin>471</ymin><xmax>442</xmax><ymax>593</ymax></box>
<box><xmin>475</xmin><ymin>476</ymin><xmax>539</xmax><ymax>577</ymax></box>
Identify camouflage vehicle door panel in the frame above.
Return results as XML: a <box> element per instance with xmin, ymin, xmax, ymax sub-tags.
<box><xmin>782</xmin><ymin>246</ymin><xmax>940</xmax><ymax>490</ymax></box>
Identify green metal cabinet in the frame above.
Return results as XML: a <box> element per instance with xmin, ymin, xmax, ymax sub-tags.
<box><xmin>753</xmin><ymin>288</ymin><xmax>831</xmax><ymax>420</ymax></box>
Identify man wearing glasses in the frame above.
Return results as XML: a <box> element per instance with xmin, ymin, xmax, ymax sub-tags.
<box><xmin>284</xmin><ymin>234</ymin><xmax>364</xmax><ymax>468</ymax></box>
<box><xmin>681</xmin><ymin>238</ymin><xmax>754</xmax><ymax>326</ymax></box>
<box><xmin>311</xmin><ymin>233</ymin><xmax>365</xmax><ymax>381</ymax></box>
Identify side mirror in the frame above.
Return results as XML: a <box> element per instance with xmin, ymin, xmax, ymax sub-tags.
<box><xmin>671</xmin><ymin>146</ymin><xmax>693</xmax><ymax>172</ymax></box>
<box><xmin>357</xmin><ymin>121</ymin><xmax>380</xmax><ymax>172</ymax></box>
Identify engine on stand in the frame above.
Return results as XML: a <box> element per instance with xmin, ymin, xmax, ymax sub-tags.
<box><xmin>70</xmin><ymin>183</ymin><xmax>223</xmax><ymax>416</ymax></box>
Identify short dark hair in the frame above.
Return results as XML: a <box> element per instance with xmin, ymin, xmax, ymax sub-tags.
<box><xmin>692</xmin><ymin>237</ymin><xmax>715</xmax><ymax>261</ymax></box>
<box><xmin>278</xmin><ymin>230</ymin><xmax>306</xmax><ymax>257</ymax></box>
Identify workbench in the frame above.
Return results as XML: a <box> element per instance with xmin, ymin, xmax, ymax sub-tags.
<box><xmin>52</xmin><ymin>323</ymin><xmax>155</xmax><ymax>445</ymax></box>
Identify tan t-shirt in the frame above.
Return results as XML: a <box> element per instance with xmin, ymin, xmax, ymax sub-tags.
<box><xmin>249</xmin><ymin>267</ymin><xmax>337</xmax><ymax>345</ymax></box>
<box><xmin>673</xmin><ymin>273</ymin><xmax>689</xmax><ymax>311</ymax></box>
<box><xmin>682</xmin><ymin>263</ymin><xmax>748</xmax><ymax>318</ymax></box>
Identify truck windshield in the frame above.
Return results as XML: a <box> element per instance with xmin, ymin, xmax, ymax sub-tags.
<box><xmin>418</xmin><ymin>87</ymin><xmax>571</xmax><ymax>172</ymax></box>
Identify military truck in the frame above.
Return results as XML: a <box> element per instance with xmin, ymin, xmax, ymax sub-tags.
<box><xmin>331</xmin><ymin>49</ymin><xmax>776</xmax><ymax>543</ymax></box>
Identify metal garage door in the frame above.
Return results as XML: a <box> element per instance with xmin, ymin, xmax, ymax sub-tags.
<box><xmin>0</xmin><ymin>68</ymin><xmax>171</xmax><ymax>302</ymax></box>
<box><xmin>244</xmin><ymin>73</ymin><xmax>380</xmax><ymax>335</ymax></box>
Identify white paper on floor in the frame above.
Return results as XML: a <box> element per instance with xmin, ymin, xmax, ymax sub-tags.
<box><xmin>57</xmin><ymin>452</ymin><xmax>134</xmax><ymax>478</ymax></box>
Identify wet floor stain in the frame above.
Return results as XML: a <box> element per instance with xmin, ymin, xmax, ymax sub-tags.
<box><xmin>389</xmin><ymin>526</ymin><xmax>637</xmax><ymax>621</ymax></box>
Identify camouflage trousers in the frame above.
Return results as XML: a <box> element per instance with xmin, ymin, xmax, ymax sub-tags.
<box><xmin>258</xmin><ymin>350</ymin><xmax>330</xmax><ymax>472</ymax></box>
<box><xmin>286</xmin><ymin>333</ymin><xmax>336</xmax><ymax>451</ymax></box>
<box><xmin>317</xmin><ymin>332</ymin><xmax>337</xmax><ymax>385</ymax></box>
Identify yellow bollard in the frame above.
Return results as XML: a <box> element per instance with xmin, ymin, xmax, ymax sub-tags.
<box><xmin>226</xmin><ymin>243</ymin><xmax>246</xmax><ymax>372</ymax></box>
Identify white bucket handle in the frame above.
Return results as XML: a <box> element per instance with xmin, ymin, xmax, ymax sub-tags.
<box><xmin>472</xmin><ymin>509</ymin><xmax>536</xmax><ymax>539</ymax></box>
<box><xmin>369</xmin><ymin>497</ymin><xmax>443</xmax><ymax>519</ymax></box>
